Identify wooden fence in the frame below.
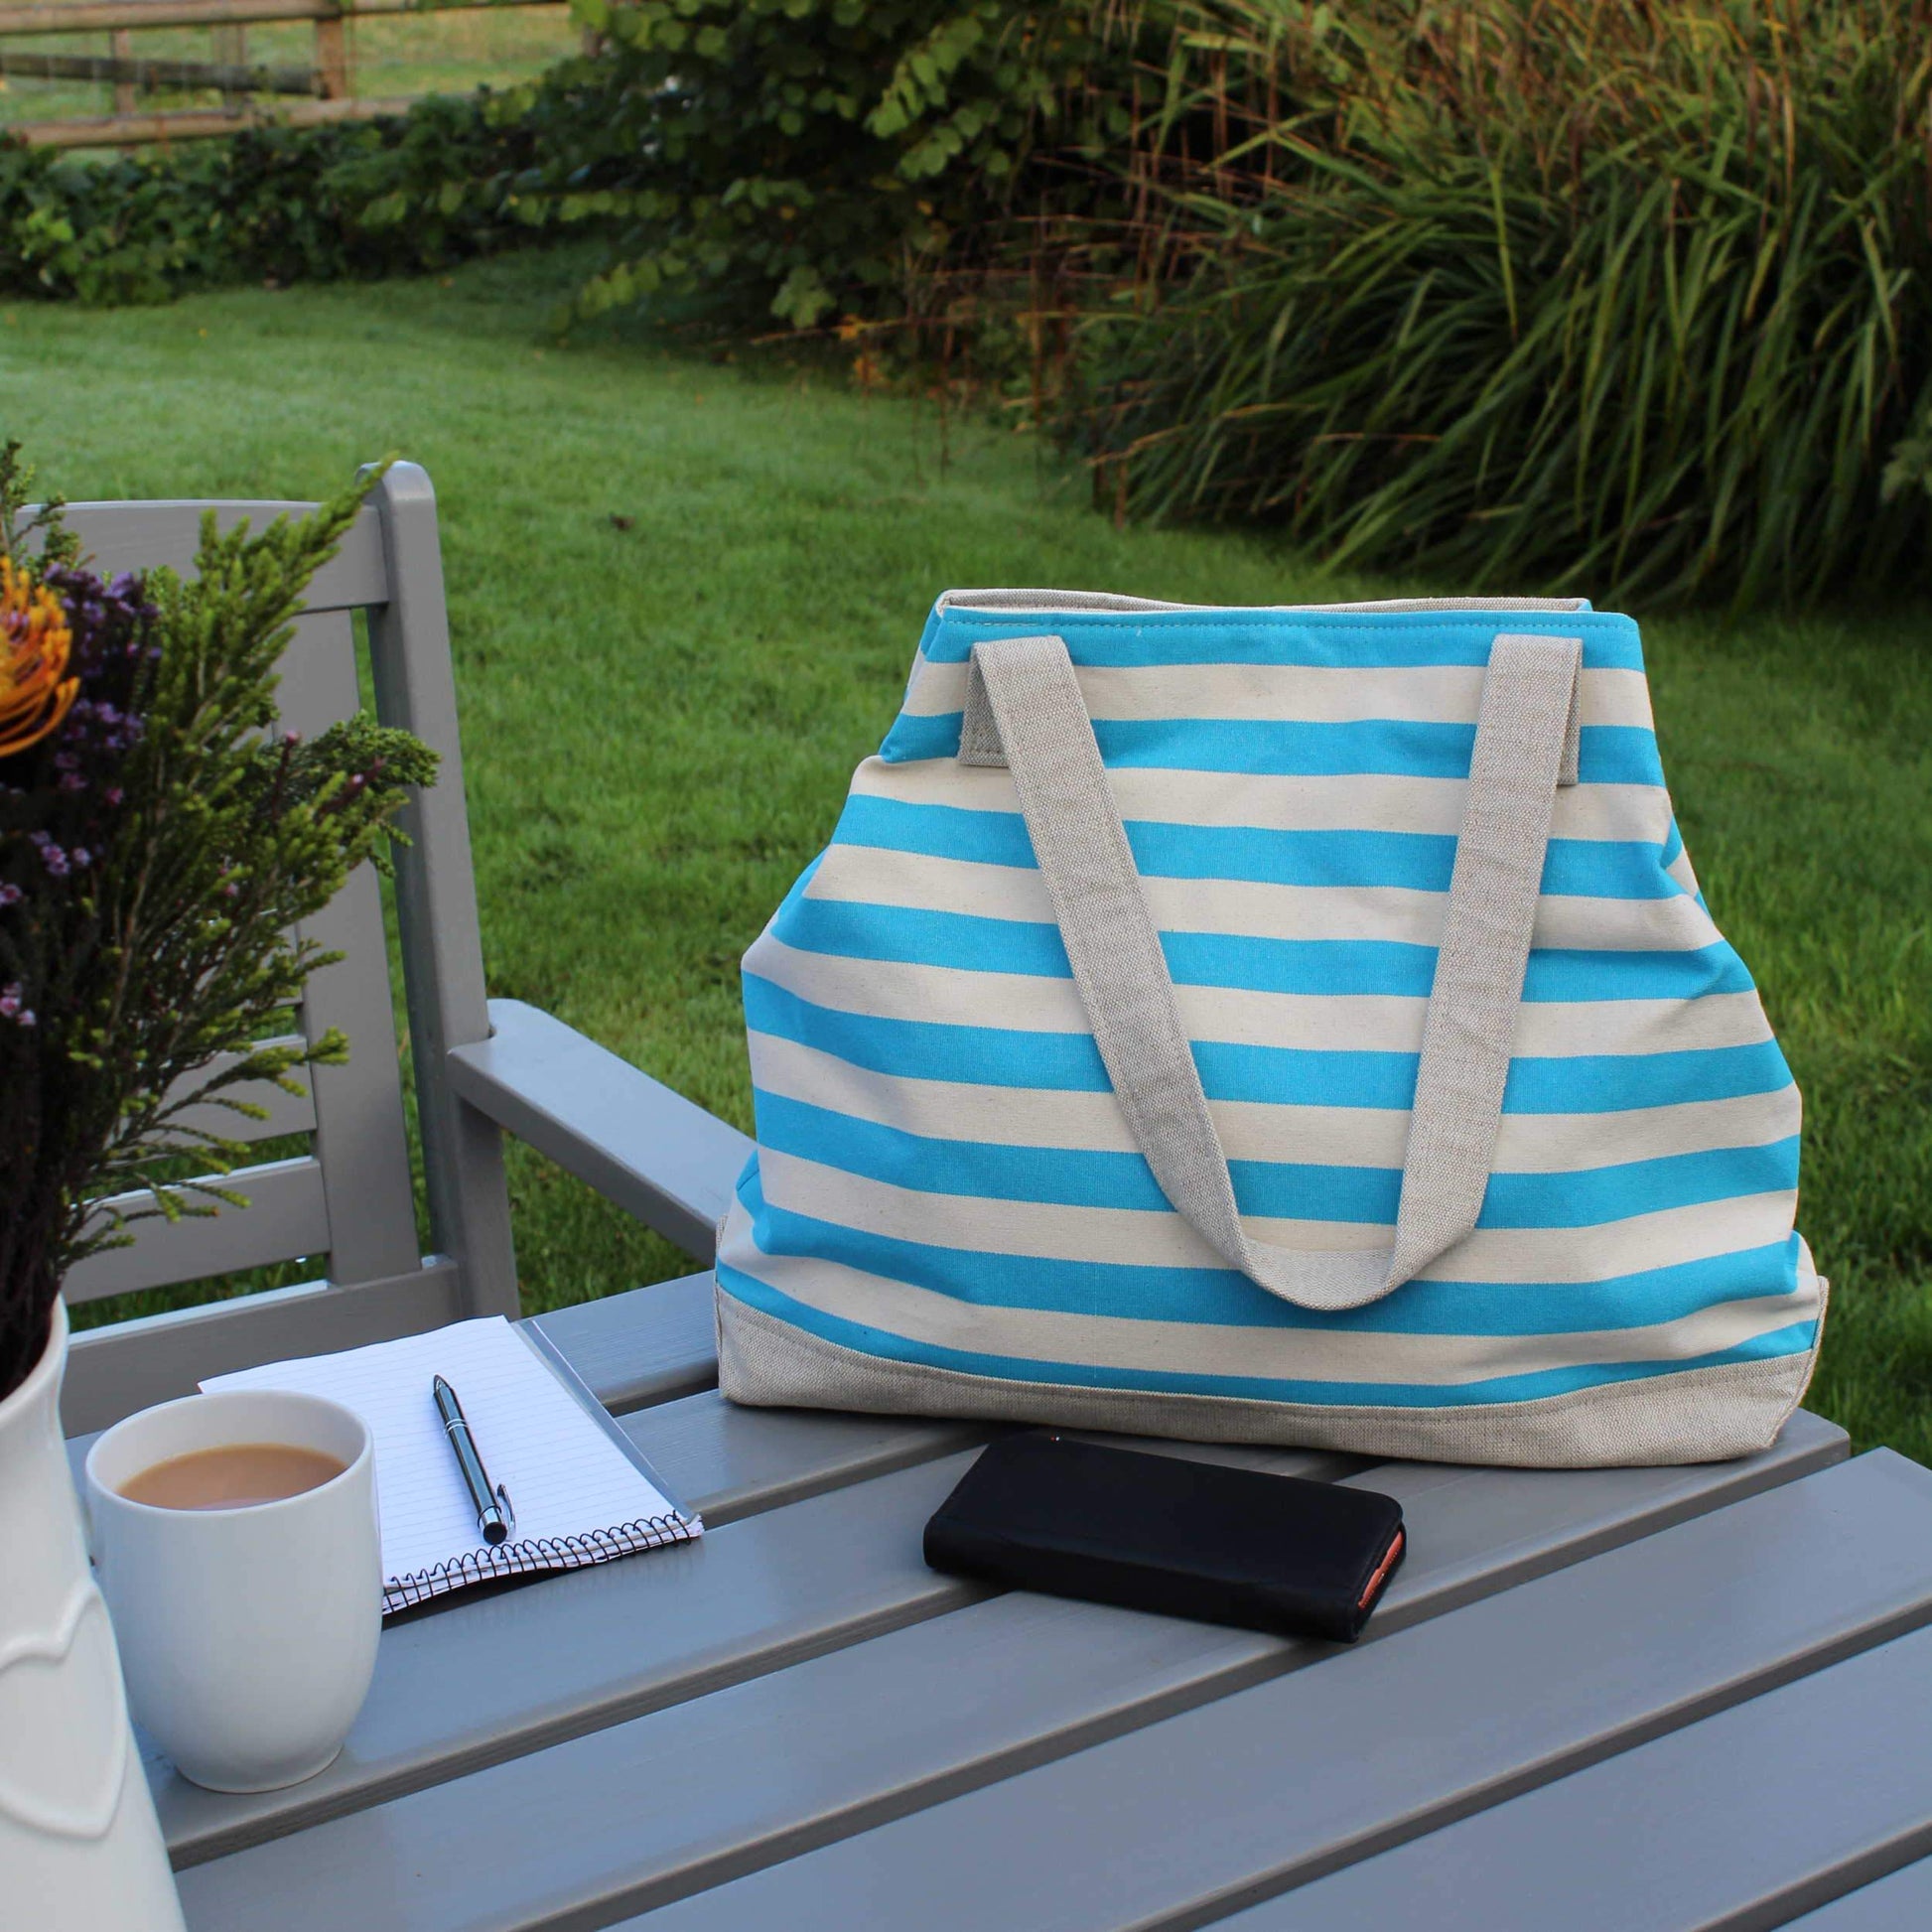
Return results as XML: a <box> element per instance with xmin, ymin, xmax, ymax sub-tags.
<box><xmin>0</xmin><ymin>0</ymin><xmax>567</xmax><ymax>149</ymax></box>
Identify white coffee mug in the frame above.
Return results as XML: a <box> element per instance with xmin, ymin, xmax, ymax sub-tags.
<box><xmin>83</xmin><ymin>1390</ymin><xmax>380</xmax><ymax>1793</ymax></box>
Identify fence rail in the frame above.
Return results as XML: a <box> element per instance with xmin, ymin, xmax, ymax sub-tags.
<box><xmin>0</xmin><ymin>0</ymin><xmax>571</xmax><ymax>147</ymax></box>
<box><xmin>0</xmin><ymin>47</ymin><xmax>317</xmax><ymax>90</ymax></box>
<box><xmin>0</xmin><ymin>0</ymin><xmax>515</xmax><ymax>31</ymax></box>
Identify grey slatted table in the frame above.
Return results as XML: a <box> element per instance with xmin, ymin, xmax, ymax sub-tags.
<box><xmin>137</xmin><ymin>1274</ymin><xmax>1932</xmax><ymax>1932</ymax></box>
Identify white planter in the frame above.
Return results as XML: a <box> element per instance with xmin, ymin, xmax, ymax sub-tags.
<box><xmin>0</xmin><ymin>1301</ymin><xmax>187</xmax><ymax>1932</ymax></box>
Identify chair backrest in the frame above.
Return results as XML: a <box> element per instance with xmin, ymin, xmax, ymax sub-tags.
<box><xmin>55</xmin><ymin>464</ymin><xmax>518</xmax><ymax>1433</ymax></box>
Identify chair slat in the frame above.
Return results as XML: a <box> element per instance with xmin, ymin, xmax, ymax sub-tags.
<box><xmin>368</xmin><ymin>464</ymin><xmax>518</xmax><ymax>1316</ymax></box>
<box><xmin>63</xmin><ymin>1155</ymin><xmax>330</xmax><ymax>1303</ymax></box>
<box><xmin>274</xmin><ymin>608</ymin><xmax>362</xmax><ymax>739</ymax></box>
<box><xmin>62</xmin><ymin>1257</ymin><xmax>466</xmax><ymax>1436</ymax></box>
<box><xmin>58</xmin><ymin>500</ymin><xmax>388</xmax><ymax>612</ymax></box>
<box><xmin>157</xmin><ymin>1037</ymin><xmax>317</xmax><ymax>1145</ymax></box>
<box><xmin>284</xmin><ymin>606</ymin><xmax>420</xmax><ymax>1288</ymax></box>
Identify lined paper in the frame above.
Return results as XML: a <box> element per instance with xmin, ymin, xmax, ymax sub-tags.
<box><xmin>204</xmin><ymin>1317</ymin><xmax>699</xmax><ymax>1598</ymax></box>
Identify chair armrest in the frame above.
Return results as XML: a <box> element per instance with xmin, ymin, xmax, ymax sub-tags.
<box><xmin>446</xmin><ymin>999</ymin><xmax>753</xmax><ymax>1262</ymax></box>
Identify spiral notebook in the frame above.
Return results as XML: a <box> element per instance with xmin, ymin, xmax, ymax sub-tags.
<box><xmin>203</xmin><ymin>1316</ymin><xmax>703</xmax><ymax>1614</ymax></box>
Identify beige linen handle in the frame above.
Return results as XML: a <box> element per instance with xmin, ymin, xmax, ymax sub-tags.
<box><xmin>960</xmin><ymin>630</ymin><xmax>1583</xmax><ymax>1313</ymax></box>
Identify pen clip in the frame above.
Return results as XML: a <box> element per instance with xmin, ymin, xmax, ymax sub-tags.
<box><xmin>493</xmin><ymin>1482</ymin><xmax>515</xmax><ymax>1543</ymax></box>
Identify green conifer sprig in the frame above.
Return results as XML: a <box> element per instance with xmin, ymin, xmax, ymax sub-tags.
<box><xmin>0</xmin><ymin>459</ymin><xmax>437</xmax><ymax>1398</ymax></box>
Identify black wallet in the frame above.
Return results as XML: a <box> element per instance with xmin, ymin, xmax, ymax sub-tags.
<box><xmin>923</xmin><ymin>1433</ymin><xmax>1406</xmax><ymax>1643</ymax></box>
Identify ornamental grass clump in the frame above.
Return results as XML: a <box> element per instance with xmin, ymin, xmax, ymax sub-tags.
<box><xmin>0</xmin><ymin>451</ymin><xmax>436</xmax><ymax>1401</ymax></box>
<box><xmin>1056</xmin><ymin>0</ymin><xmax>1932</xmax><ymax>609</ymax></box>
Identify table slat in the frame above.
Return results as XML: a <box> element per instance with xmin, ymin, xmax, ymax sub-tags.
<box><xmin>1781</xmin><ymin>1856</ymin><xmax>1932</xmax><ymax>1930</ymax></box>
<box><xmin>151</xmin><ymin>1387</ymin><xmax>1008</xmax><ymax>1867</ymax></box>
<box><xmin>1216</xmin><ymin>1622</ymin><xmax>1932</xmax><ymax>1932</ymax></box>
<box><xmin>598</xmin><ymin>1449</ymin><xmax>1932</xmax><ymax>1932</ymax></box>
<box><xmin>623</xmin><ymin>1393</ymin><xmax>989</xmax><ymax>1528</ymax></box>
<box><xmin>144</xmin><ymin>1363</ymin><xmax>1350</xmax><ymax>1862</ymax></box>
<box><xmin>172</xmin><ymin>1420</ymin><xmax>1852</xmax><ymax>1932</ymax></box>
<box><xmin>524</xmin><ymin>1274</ymin><xmax>718</xmax><ymax>1414</ymax></box>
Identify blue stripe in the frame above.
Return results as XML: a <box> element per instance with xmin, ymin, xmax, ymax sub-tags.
<box><xmin>774</xmin><ymin>896</ymin><xmax>1755</xmax><ymax>1003</ymax></box>
<box><xmin>744</xmin><ymin>973</ymin><xmax>1794</xmax><ymax>1113</ymax></box>
<box><xmin>717</xmin><ymin>1262</ymin><xmax>1816</xmax><ymax>1407</ymax></box>
<box><xmin>921</xmin><ymin>610</ymin><xmax>1642</xmax><ymax>672</ymax></box>
<box><xmin>753</xmin><ymin>1089</ymin><xmax>1798</xmax><ymax>1228</ymax></box>
<box><xmin>881</xmin><ymin>712</ymin><xmax>1659</xmax><ymax>787</ymax></box>
<box><xmin>833</xmin><ymin>796</ymin><xmax>1678</xmax><ymax>900</ymax></box>
<box><xmin>738</xmin><ymin>1165</ymin><xmax>1800</xmax><ymax>1334</ymax></box>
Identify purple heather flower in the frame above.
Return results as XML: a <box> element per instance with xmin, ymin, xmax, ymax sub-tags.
<box><xmin>0</xmin><ymin>883</ymin><xmax>20</xmax><ymax>907</ymax></box>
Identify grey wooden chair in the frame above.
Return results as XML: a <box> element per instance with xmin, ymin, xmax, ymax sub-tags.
<box><xmin>59</xmin><ymin>463</ymin><xmax>751</xmax><ymax>1435</ymax></box>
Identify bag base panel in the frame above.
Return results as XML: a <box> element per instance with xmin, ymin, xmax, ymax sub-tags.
<box><xmin>714</xmin><ymin>1280</ymin><xmax>1827</xmax><ymax>1470</ymax></box>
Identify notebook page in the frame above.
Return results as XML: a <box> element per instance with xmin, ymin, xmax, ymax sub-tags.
<box><xmin>203</xmin><ymin>1317</ymin><xmax>689</xmax><ymax>1586</ymax></box>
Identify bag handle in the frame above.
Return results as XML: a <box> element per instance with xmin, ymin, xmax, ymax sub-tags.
<box><xmin>960</xmin><ymin>630</ymin><xmax>1583</xmax><ymax>1312</ymax></box>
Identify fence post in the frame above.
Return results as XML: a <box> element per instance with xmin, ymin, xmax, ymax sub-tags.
<box><xmin>110</xmin><ymin>26</ymin><xmax>133</xmax><ymax>111</ymax></box>
<box><xmin>211</xmin><ymin>20</ymin><xmax>244</xmax><ymax>102</ymax></box>
<box><xmin>314</xmin><ymin>2</ymin><xmax>347</xmax><ymax>100</ymax></box>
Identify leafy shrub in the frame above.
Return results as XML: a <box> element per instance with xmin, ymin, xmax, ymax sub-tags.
<box><xmin>0</xmin><ymin>84</ymin><xmax>578</xmax><ymax>306</ymax></box>
<box><xmin>1053</xmin><ymin>0</ymin><xmax>1932</xmax><ymax>608</ymax></box>
<box><xmin>0</xmin><ymin>5</ymin><xmax>1127</xmax><ymax>329</ymax></box>
<box><xmin>541</xmin><ymin>0</ymin><xmax>1130</xmax><ymax>330</ymax></box>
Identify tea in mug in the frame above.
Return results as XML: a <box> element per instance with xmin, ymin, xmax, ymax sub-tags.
<box><xmin>118</xmin><ymin>1443</ymin><xmax>347</xmax><ymax>1511</ymax></box>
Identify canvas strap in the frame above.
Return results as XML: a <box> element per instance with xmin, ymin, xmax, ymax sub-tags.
<box><xmin>960</xmin><ymin>630</ymin><xmax>1583</xmax><ymax>1312</ymax></box>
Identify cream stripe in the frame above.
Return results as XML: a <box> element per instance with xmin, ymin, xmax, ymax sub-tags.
<box><xmin>805</xmin><ymin>843</ymin><xmax>1720</xmax><ymax>955</ymax></box>
<box><xmin>751</xmin><ymin>936</ymin><xmax>1773</xmax><ymax>1058</ymax></box>
<box><xmin>754</xmin><ymin>1147</ymin><xmax>1799</xmax><ymax>1285</ymax></box>
<box><xmin>721</xmin><ymin>1221</ymin><xmax>1811</xmax><ymax>1387</ymax></box>
<box><xmin>904</xmin><ymin>657</ymin><xmax>1657</xmax><ymax>732</ymax></box>
<box><xmin>747</xmin><ymin>1030</ymin><xmax>1803</xmax><ymax>1173</ymax></box>
<box><xmin>852</xmin><ymin>756</ymin><xmax>1668</xmax><ymax>844</ymax></box>
<box><xmin>934</xmin><ymin>588</ymin><xmax>1590</xmax><ymax>616</ymax></box>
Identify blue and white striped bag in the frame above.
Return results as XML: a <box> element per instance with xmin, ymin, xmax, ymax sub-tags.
<box><xmin>716</xmin><ymin>591</ymin><xmax>1826</xmax><ymax>1466</ymax></box>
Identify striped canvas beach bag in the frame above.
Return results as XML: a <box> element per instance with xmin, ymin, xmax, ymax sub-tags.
<box><xmin>715</xmin><ymin>590</ymin><xmax>1827</xmax><ymax>1467</ymax></box>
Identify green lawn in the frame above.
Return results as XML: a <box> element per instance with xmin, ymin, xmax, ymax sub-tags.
<box><xmin>4</xmin><ymin>247</ymin><xmax>1930</xmax><ymax>1460</ymax></box>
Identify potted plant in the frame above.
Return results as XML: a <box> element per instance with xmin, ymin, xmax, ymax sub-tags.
<box><xmin>0</xmin><ymin>448</ymin><xmax>434</xmax><ymax>1927</ymax></box>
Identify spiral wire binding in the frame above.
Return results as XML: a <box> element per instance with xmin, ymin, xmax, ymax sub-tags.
<box><xmin>382</xmin><ymin>1510</ymin><xmax>698</xmax><ymax>1614</ymax></box>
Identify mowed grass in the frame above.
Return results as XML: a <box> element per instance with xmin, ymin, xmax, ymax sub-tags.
<box><xmin>3</xmin><ymin>247</ymin><xmax>1930</xmax><ymax>1459</ymax></box>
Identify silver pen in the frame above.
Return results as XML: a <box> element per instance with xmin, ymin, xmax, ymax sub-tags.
<box><xmin>432</xmin><ymin>1374</ymin><xmax>514</xmax><ymax>1546</ymax></box>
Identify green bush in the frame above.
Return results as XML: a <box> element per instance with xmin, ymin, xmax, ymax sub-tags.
<box><xmin>0</xmin><ymin>4</ymin><xmax>1133</xmax><ymax>334</ymax></box>
<box><xmin>550</xmin><ymin>0</ymin><xmax>1125</xmax><ymax>330</ymax></box>
<box><xmin>1053</xmin><ymin>0</ymin><xmax>1932</xmax><ymax>609</ymax></box>
<box><xmin>0</xmin><ymin>85</ymin><xmax>573</xmax><ymax>305</ymax></box>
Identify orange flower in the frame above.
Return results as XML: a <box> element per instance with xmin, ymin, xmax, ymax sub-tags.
<box><xmin>0</xmin><ymin>555</ymin><xmax>76</xmax><ymax>759</ymax></box>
